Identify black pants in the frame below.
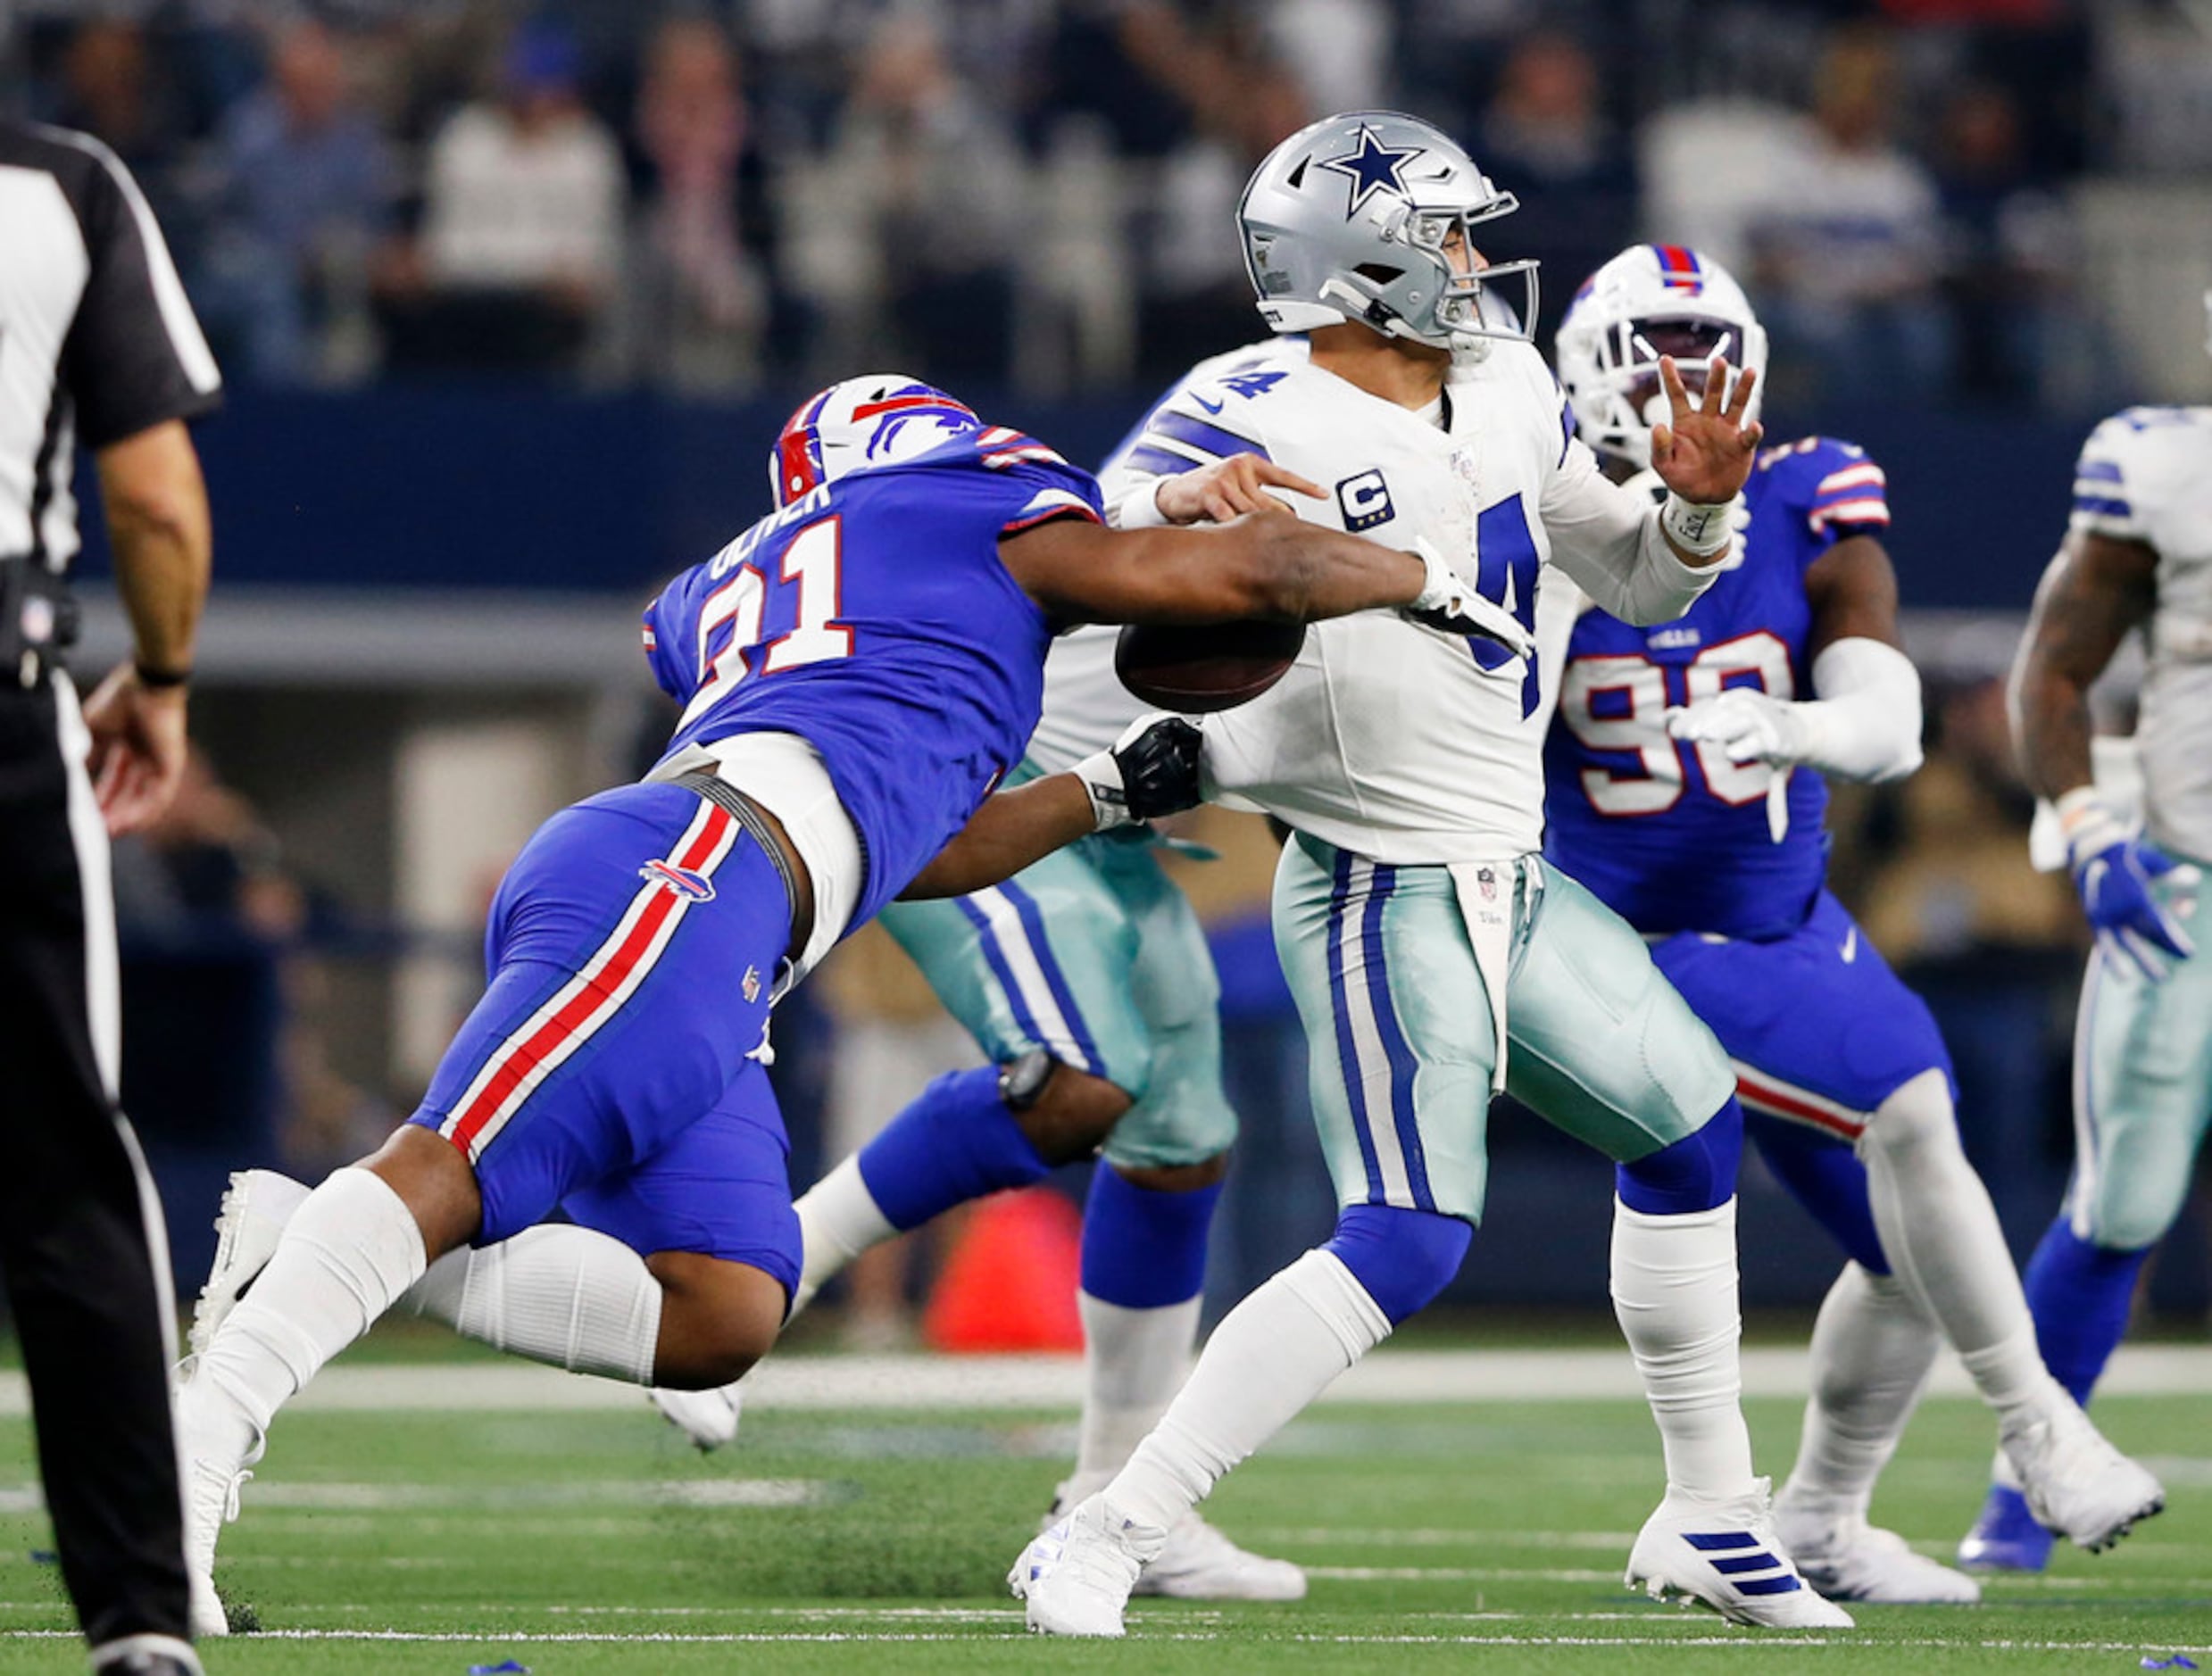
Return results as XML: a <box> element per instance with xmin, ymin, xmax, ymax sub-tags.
<box><xmin>0</xmin><ymin>679</ymin><xmax>189</xmax><ymax>1648</ymax></box>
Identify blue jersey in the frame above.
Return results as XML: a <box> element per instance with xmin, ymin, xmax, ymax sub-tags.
<box><xmin>1543</xmin><ymin>437</ymin><xmax>1892</xmax><ymax>940</ymax></box>
<box><xmin>641</xmin><ymin>428</ymin><xmax>1102</xmax><ymax>932</ymax></box>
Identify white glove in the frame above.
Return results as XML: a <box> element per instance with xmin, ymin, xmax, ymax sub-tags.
<box><xmin>1404</xmin><ymin>536</ymin><xmax>1535</xmax><ymax>660</ymax></box>
<box><xmin>1666</xmin><ymin>686</ymin><xmax>1809</xmax><ymax>766</ymax></box>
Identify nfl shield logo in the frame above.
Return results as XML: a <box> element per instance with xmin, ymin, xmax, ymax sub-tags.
<box><xmin>742</xmin><ymin>967</ymin><xmax>761</xmax><ymax>1005</ymax></box>
<box><xmin>1477</xmin><ymin>867</ymin><xmax>1497</xmax><ymax>901</ymax></box>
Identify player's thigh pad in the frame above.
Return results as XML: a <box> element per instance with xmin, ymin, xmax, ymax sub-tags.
<box><xmin>1095</xmin><ymin>838</ymin><xmax>1238</xmax><ymax>1172</ymax></box>
<box><xmin>2070</xmin><ymin>869</ymin><xmax>2212</xmax><ymax>1249</ymax></box>
<box><xmin>1276</xmin><ymin>835</ymin><xmax>1493</xmax><ymax>1224</ymax></box>
<box><xmin>562</xmin><ymin>1060</ymin><xmax>802</xmax><ymax>1299</ymax></box>
<box><xmin>1502</xmin><ymin>866</ymin><xmax>1736</xmax><ymax>1165</ymax></box>
<box><xmin>1651</xmin><ymin>891</ymin><xmax>1954</xmax><ymax>1144</ymax></box>
<box><xmin>879</xmin><ymin>836</ymin><xmax>1152</xmax><ymax>1095</ymax></box>
<box><xmin>409</xmin><ymin>782</ymin><xmax>785</xmax><ymax>1245</ymax></box>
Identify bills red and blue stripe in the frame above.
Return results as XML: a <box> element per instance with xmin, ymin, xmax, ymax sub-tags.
<box><xmin>642</xmin><ymin>430</ymin><xmax>1102</xmax><ymax>931</ymax></box>
<box><xmin>1326</xmin><ymin>851</ymin><xmax>1434</xmax><ymax>1213</ymax></box>
<box><xmin>1651</xmin><ymin>244</ymin><xmax>1705</xmax><ymax>295</ymax></box>
<box><xmin>407</xmin><ymin>779</ymin><xmax>799</xmax><ymax>1268</ymax></box>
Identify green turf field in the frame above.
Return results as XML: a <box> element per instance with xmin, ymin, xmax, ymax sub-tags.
<box><xmin>2</xmin><ymin>1362</ymin><xmax>2207</xmax><ymax>1672</ymax></box>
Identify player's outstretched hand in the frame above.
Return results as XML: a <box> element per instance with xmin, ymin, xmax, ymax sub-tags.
<box><xmin>81</xmin><ymin>661</ymin><xmax>188</xmax><ymax>836</ymax></box>
<box><xmin>1650</xmin><ymin>354</ymin><xmax>1763</xmax><ymax>507</ymax></box>
<box><xmin>1666</xmin><ymin>687</ymin><xmax>1807</xmax><ymax>767</ymax></box>
<box><xmin>1155</xmin><ymin>454</ymin><xmax>1325</xmax><ymax>525</ymax></box>
<box><xmin>2075</xmin><ymin>834</ymin><xmax>2199</xmax><ymax>983</ymax></box>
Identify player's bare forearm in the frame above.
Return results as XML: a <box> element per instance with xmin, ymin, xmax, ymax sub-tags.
<box><xmin>2008</xmin><ymin>531</ymin><xmax>2158</xmax><ymax>799</ymax></box>
<box><xmin>897</xmin><ymin>776</ymin><xmax>1096</xmax><ymax>901</ymax></box>
<box><xmin>96</xmin><ymin>419</ymin><xmax>212</xmax><ymax>674</ymax></box>
<box><xmin>1804</xmin><ymin>535</ymin><xmax>1905</xmax><ymax>655</ymax></box>
<box><xmin>1002</xmin><ymin>513</ymin><xmax>1423</xmax><ymax>627</ymax></box>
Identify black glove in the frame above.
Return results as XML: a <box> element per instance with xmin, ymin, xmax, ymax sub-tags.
<box><xmin>1074</xmin><ymin>714</ymin><xmax>1205</xmax><ymax>829</ymax></box>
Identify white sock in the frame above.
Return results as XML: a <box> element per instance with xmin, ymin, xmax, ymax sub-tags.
<box><xmin>405</xmin><ymin>1224</ymin><xmax>663</xmax><ymax>1384</ymax></box>
<box><xmin>1780</xmin><ymin>1262</ymin><xmax>1941</xmax><ymax>1520</ymax></box>
<box><xmin>1062</xmin><ymin>1292</ymin><xmax>1203</xmax><ymax>1504</ymax></box>
<box><xmin>195</xmin><ymin>1167</ymin><xmax>427</xmax><ymax>1434</ymax></box>
<box><xmin>1859</xmin><ymin>1069</ymin><xmax>2060</xmax><ymax>1420</ymax></box>
<box><xmin>1609</xmin><ymin>1196</ymin><xmax>1758</xmax><ymax>1501</ymax></box>
<box><xmin>791</xmin><ymin>1157</ymin><xmax>895</xmax><ymax>1315</ymax></box>
<box><xmin>1105</xmin><ymin>1249</ymin><xmax>1390</xmax><ymax>1532</ymax></box>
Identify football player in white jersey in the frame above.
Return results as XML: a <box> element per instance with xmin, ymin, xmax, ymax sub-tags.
<box><xmin>1545</xmin><ymin>245</ymin><xmax>2162</xmax><ymax>1600</ymax></box>
<box><xmin>1959</xmin><ymin>301</ymin><xmax>2212</xmax><ymax>1571</ymax></box>
<box><xmin>1011</xmin><ymin>111</ymin><xmax>1852</xmax><ymax>1636</ymax></box>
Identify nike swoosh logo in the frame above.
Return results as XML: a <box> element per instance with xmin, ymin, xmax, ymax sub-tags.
<box><xmin>1193</xmin><ymin>394</ymin><xmax>1225</xmax><ymax>414</ymax></box>
<box><xmin>1841</xmin><ymin>926</ymin><xmax>1858</xmax><ymax>964</ymax></box>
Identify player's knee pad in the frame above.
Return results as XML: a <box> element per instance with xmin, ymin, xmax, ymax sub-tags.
<box><xmin>1323</xmin><ymin>1203</ymin><xmax>1473</xmax><ymax>1325</ymax></box>
<box><xmin>1617</xmin><ymin>1097</ymin><xmax>1742</xmax><ymax>1216</ymax></box>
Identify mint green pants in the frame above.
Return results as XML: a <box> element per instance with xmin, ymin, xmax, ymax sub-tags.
<box><xmin>1276</xmin><ymin>834</ymin><xmax>1736</xmax><ymax>1224</ymax></box>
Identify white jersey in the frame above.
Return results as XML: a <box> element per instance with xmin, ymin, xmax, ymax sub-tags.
<box><xmin>1099</xmin><ymin>337</ymin><xmax>1716</xmax><ymax>864</ymax></box>
<box><xmin>2070</xmin><ymin>405</ymin><xmax>2212</xmax><ymax>863</ymax></box>
<box><xmin>1023</xmin><ymin>339</ymin><xmax>1309</xmax><ymax>775</ymax></box>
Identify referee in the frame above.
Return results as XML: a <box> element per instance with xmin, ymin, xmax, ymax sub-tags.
<box><xmin>1</xmin><ymin>119</ymin><xmax>220</xmax><ymax>1675</ymax></box>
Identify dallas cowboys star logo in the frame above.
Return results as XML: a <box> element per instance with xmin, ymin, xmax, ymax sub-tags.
<box><xmin>1318</xmin><ymin>123</ymin><xmax>1422</xmax><ymax>219</ymax></box>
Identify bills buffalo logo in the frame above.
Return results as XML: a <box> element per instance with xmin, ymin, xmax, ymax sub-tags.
<box><xmin>640</xmin><ymin>859</ymin><xmax>716</xmax><ymax>903</ymax></box>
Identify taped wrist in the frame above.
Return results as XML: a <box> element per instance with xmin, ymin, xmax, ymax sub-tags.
<box><xmin>1069</xmin><ymin>747</ymin><xmax>1133</xmax><ymax>830</ymax></box>
<box><xmin>1660</xmin><ymin>492</ymin><xmax>1731</xmax><ymax>557</ymax></box>
<box><xmin>1108</xmin><ymin>480</ymin><xmax>1171</xmax><ymax>531</ymax></box>
<box><xmin>2056</xmin><ymin>785</ymin><xmax>2129</xmax><ymax>867</ymax></box>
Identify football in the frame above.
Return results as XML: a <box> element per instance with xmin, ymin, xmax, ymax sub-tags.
<box><xmin>1114</xmin><ymin>618</ymin><xmax>1306</xmax><ymax>712</ymax></box>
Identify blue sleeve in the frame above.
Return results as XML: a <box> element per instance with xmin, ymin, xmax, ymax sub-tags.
<box><xmin>640</xmin><ymin>577</ymin><xmax>694</xmax><ymax>703</ymax></box>
<box><xmin>1767</xmin><ymin>437</ymin><xmax>1891</xmax><ymax>557</ymax></box>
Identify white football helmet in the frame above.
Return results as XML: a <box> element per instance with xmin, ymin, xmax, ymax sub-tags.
<box><xmin>770</xmin><ymin>374</ymin><xmax>982</xmax><ymax>509</ymax></box>
<box><xmin>1238</xmin><ymin>110</ymin><xmax>1537</xmax><ymax>354</ymax></box>
<box><xmin>1555</xmin><ymin>245</ymin><xmax>1768</xmax><ymax>470</ymax></box>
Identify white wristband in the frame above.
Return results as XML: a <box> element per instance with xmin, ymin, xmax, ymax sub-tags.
<box><xmin>1108</xmin><ymin>481</ymin><xmax>1171</xmax><ymax>532</ymax></box>
<box><xmin>1660</xmin><ymin>492</ymin><xmax>1731</xmax><ymax>557</ymax></box>
<box><xmin>2055</xmin><ymin>785</ymin><xmax>2128</xmax><ymax>867</ymax></box>
<box><xmin>1070</xmin><ymin>749</ymin><xmax>1133</xmax><ymax>830</ymax></box>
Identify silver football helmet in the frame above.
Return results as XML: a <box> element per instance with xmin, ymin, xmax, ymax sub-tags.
<box><xmin>1554</xmin><ymin>244</ymin><xmax>1768</xmax><ymax>471</ymax></box>
<box><xmin>1238</xmin><ymin>111</ymin><xmax>1537</xmax><ymax>354</ymax></box>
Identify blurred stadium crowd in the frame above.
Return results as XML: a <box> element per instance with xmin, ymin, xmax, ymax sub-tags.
<box><xmin>5</xmin><ymin>0</ymin><xmax>2206</xmax><ymax>406</ymax></box>
<box><xmin>8</xmin><ymin>0</ymin><xmax>2210</xmax><ymax>1336</ymax></box>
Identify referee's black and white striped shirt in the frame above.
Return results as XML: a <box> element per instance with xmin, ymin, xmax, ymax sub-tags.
<box><xmin>0</xmin><ymin>119</ymin><xmax>221</xmax><ymax>572</ymax></box>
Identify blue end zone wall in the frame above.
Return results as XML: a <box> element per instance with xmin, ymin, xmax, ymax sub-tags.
<box><xmin>73</xmin><ymin>388</ymin><xmax>2090</xmax><ymax>610</ymax></box>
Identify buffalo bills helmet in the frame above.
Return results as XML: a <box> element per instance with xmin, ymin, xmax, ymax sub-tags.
<box><xmin>1554</xmin><ymin>245</ymin><xmax>1768</xmax><ymax>471</ymax></box>
<box><xmin>770</xmin><ymin>375</ymin><xmax>983</xmax><ymax>509</ymax></box>
<box><xmin>1238</xmin><ymin>111</ymin><xmax>1538</xmax><ymax>354</ymax></box>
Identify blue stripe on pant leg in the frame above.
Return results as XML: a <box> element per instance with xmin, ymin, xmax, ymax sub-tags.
<box><xmin>1326</xmin><ymin>850</ymin><xmax>1386</xmax><ymax>1202</ymax></box>
<box><xmin>955</xmin><ymin>893</ymin><xmax>1049</xmax><ymax>1059</ymax></box>
<box><xmin>1360</xmin><ymin>864</ymin><xmax>1435</xmax><ymax>1212</ymax></box>
<box><xmin>998</xmin><ymin>876</ymin><xmax>1104</xmax><ymax>1077</ymax></box>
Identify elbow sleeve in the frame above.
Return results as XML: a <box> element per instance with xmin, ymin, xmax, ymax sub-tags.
<box><xmin>1796</xmin><ymin>637</ymin><xmax>1925</xmax><ymax>784</ymax></box>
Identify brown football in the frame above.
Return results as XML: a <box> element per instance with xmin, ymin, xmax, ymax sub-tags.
<box><xmin>1114</xmin><ymin>619</ymin><xmax>1306</xmax><ymax>712</ymax></box>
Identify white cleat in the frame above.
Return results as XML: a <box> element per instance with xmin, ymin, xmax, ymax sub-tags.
<box><xmin>2001</xmin><ymin>1395</ymin><xmax>2165</xmax><ymax>1553</ymax></box>
<box><xmin>174</xmin><ymin>1371</ymin><xmax>264</xmax><ymax>1639</ymax></box>
<box><xmin>1771</xmin><ymin>1502</ymin><xmax>1981</xmax><ymax>1605</ymax></box>
<box><xmin>1131</xmin><ymin>1511</ymin><xmax>1307</xmax><ymax>1601</ymax></box>
<box><xmin>1626</xmin><ymin>1480</ymin><xmax>1855</xmax><ymax>1629</ymax></box>
<box><xmin>1009</xmin><ymin>1495</ymin><xmax>1166</xmax><ymax>1638</ymax></box>
<box><xmin>187</xmin><ymin>1171</ymin><xmax>311</xmax><ymax>1363</ymax></box>
<box><xmin>650</xmin><ymin>1380</ymin><xmax>744</xmax><ymax>1451</ymax></box>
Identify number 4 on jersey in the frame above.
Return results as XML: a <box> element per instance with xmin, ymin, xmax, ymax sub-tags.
<box><xmin>1469</xmin><ymin>494</ymin><xmax>1542</xmax><ymax>717</ymax></box>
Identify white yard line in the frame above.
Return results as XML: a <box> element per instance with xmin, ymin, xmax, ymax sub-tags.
<box><xmin>2</xmin><ymin>1344</ymin><xmax>2200</xmax><ymax>1415</ymax></box>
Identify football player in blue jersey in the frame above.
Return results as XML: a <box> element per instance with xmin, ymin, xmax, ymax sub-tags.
<box><xmin>1542</xmin><ymin>245</ymin><xmax>2164</xmax><ymax>1601</ymax></box>
<box><xmin>168</xmin><ymin>374</ymin><xmax>1520</xmax><ymax>1635</ymax></box>
<box><xmin>1958</xmin><ymin>319</ymin><xmax>2212</xmax><ymax>1572</ymax></box>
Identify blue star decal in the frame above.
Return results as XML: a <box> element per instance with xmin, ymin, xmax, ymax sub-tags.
<box><xmin>1318</xmin><ymin>124</ymin><xmax>1422</xmax><ymax>219</ymax></box>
